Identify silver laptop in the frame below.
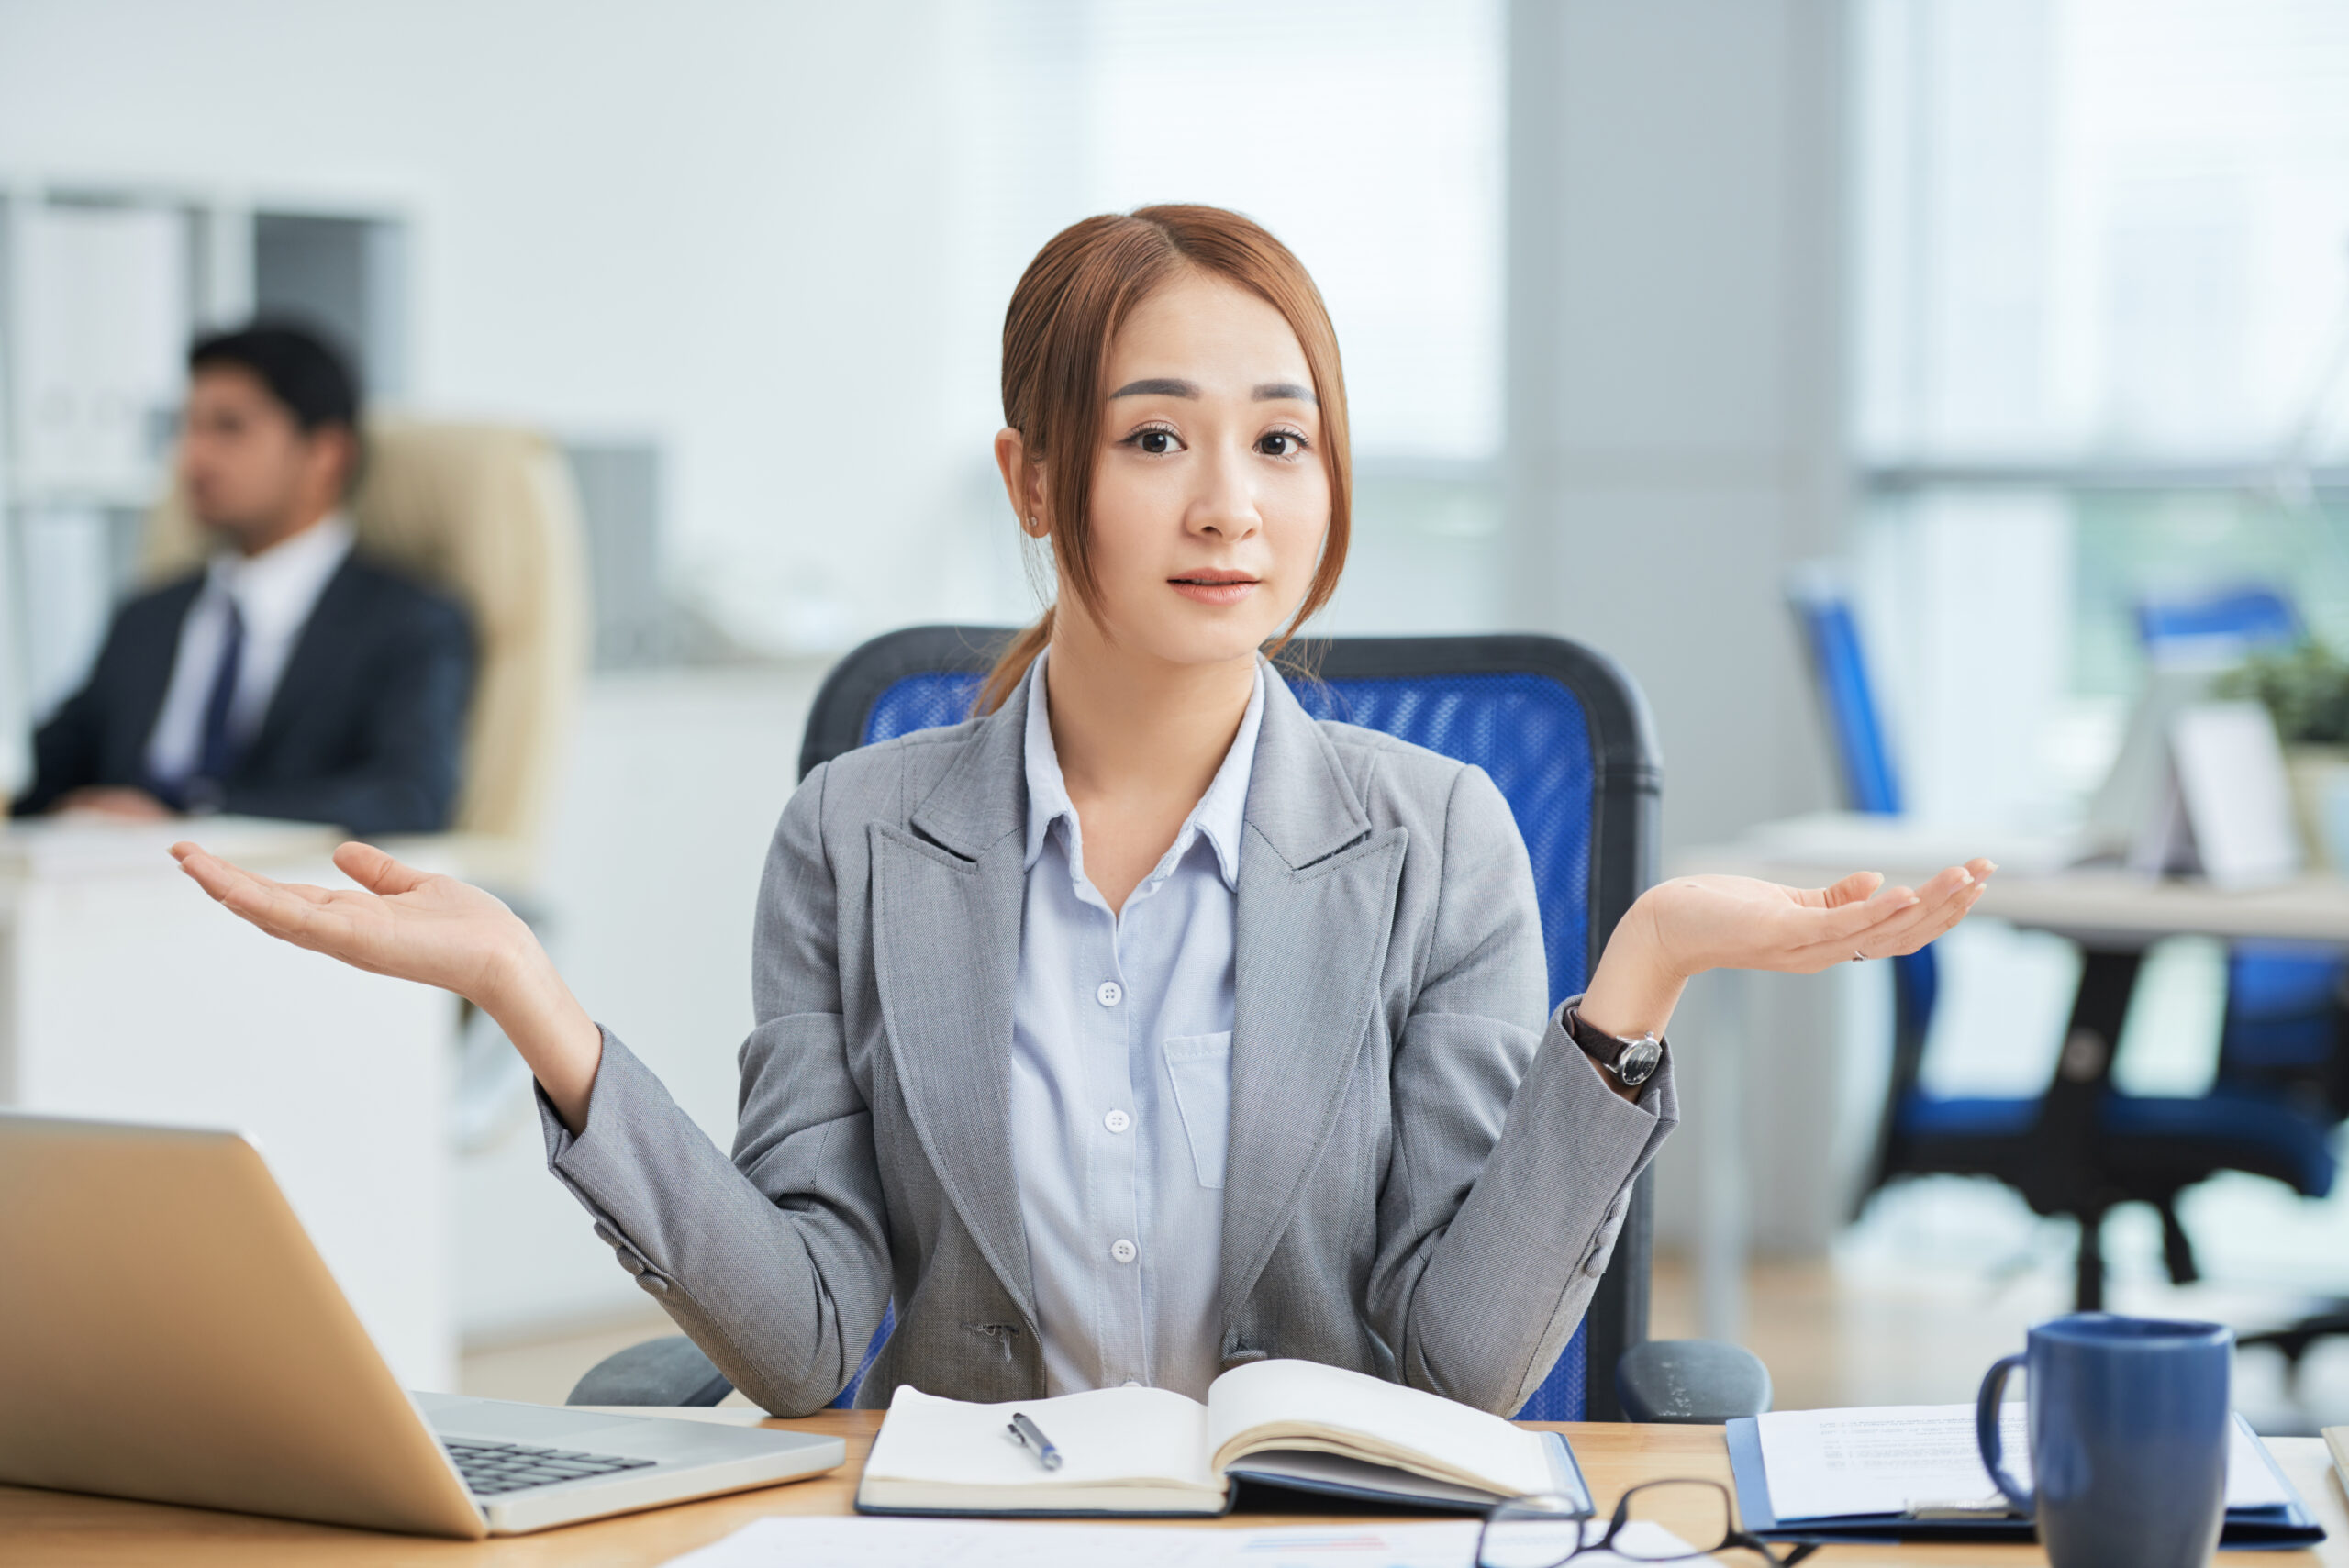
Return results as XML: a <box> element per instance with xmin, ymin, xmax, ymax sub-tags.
<box><xmin>0</xmin><ymin>1111</ymin><xmax>844</xmax><ymax>1538</ymax></box>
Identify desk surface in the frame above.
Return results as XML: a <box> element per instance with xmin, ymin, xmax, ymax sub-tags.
<box><xmin>4</xmin><ymin>1412</ymin><xmax>2342</xmax><ymax>1565</ymax></box>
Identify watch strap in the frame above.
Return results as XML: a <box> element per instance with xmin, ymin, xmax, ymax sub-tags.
<box><xmin>1563</xmin><ymin>1001</ymin><xmax>1665</xmax><ymax>1087</ymax></box>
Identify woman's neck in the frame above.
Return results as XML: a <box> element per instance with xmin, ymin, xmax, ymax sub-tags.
<box><xmin>1041</xmin><ymin>616</ymin><xmax>1257</xmax><ymax>912</ymax></box>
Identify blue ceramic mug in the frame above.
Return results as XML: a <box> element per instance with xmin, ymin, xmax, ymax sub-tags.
<box><xmin>1975</xmin><ymin>1314</ymin><xmax>2233</xmax><ymax>1568</ymax></box>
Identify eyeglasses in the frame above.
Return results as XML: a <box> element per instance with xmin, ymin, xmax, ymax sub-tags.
<box><xmin>1476</xmin><ymin>1480</ymin><xmax>1806</xmax><ymax>1567</ymax></box>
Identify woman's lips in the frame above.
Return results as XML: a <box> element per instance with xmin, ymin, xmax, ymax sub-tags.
<box><xmin>1170</xmin><ymin>575</ymin><xmax>1260</xmax><ymax>606</ymax></box>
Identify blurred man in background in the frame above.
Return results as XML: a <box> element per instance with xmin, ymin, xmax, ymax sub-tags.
<box><xmin>11</xmin><ymin>322</ymin><xmax>474</xmax><ymax>835</ymax></box>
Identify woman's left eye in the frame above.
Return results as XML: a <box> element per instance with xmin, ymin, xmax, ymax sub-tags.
<box><xmin>1257</xmin><ymin>430</ymin><xmax>1308</xmax><ymax>458</ymax></box>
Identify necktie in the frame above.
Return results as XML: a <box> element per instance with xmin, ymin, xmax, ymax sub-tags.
<box><xmin>194</xmin><ymin>597</ymin><xmax>247</xmax><ymax>789</ymax></box>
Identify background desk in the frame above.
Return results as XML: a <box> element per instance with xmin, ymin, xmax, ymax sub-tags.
<box><xmin>0</xmin><ymin>817</ymin><xmax>462</xmax><ymax>1386</ymax></box>
<box><xmin>2</xmin><ymin>1415</ymin><xmax>2340</xmax><ymax>1565</ymax></box>
<box><xmin>1675</xmin><ymin>815</ymin><xmax>2349</xmax><ymax>1335</ymax></box>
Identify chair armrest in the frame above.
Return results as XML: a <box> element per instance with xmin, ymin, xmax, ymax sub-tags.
<box><xmin>1613</xmin><ymin>1340</ymin><xmax>1773</xmax><ymax>1423</ymax></box>
<box><xmin>565</xmin><ymin>1334</ymin><xmax>734</xmax><ymax>1407</ymax></box>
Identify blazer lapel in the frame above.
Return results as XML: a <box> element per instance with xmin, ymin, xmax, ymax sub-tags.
<box><xmin>1221</xmin><ymin>670</ymin><xmax>1407</xmax><ymax>1324</ymax></box>
<box><xmin>241</xmin><ymin>556</ymin><xmax>366</xmax><ymax>768</ymax></box>
<box><xmin>869</xmin><ymin>681</ymin><xmax>1036</xmax><ymax>1326</ymax></box>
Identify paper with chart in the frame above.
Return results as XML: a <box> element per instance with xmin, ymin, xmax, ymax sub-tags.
<box><xmin>660</xmin><ymin>1516</ymin><xmax>1714</xmax><ymax>1568</ymax></box>
<box><xmin>1755</xmin><ymin>1404</ymin><xmax>2291</xmax><ymax>1521</ymax></box>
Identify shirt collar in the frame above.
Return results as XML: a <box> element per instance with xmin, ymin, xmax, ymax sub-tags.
<box><xmin>206</xmin><ymin>513</ymin><xmax>356</xmax><ymax>628</ymax></box>
<box><xmin>1021</xmin><ymin>649</ymin><xmax>1265</xmax><ymax>891</ymax></box>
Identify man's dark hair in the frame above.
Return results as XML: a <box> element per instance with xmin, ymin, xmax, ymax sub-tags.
<box><xmin>188</xmin><ymin>319</ymin><xmax>362</xmax><ymax>434</ymax></box>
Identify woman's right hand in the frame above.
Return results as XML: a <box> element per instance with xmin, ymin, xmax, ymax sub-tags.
<box><xmin>171</xmin><ymin>840</ymin><xmax>604</xmax><ymax>1130</ymax></box>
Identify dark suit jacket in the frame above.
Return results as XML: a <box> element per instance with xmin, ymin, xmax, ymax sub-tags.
<box><xmin>14</xmin><ymin>554</ymin><xmax>476</xmax><ymax>836</ymax></box>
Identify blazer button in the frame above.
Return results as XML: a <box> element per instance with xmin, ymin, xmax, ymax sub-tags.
<box><xmin>638</xmin><ymin>1273</ymin><xmax>671</xmax><ymax>1296</ymax></box>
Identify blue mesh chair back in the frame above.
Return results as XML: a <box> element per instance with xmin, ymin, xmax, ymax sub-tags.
<box><xmin>2136</xmin><ymin>586</ymin><xmax>2301</xmax><ymax>665</ymax></box>
<box><xmin>800</xmin><ymin>628</ymin><xmax>1662</xmax><ymax>1421</ymax></box>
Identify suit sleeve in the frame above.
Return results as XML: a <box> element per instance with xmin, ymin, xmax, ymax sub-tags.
<box><xmin>1364</xmin><ymin>763</ymin><xmax>1678</xmax><ymax>1415</ymax></box>
<box><xmin>531</xmin><ymin>761</ymin><xmax>894</xmax><ymax>1415</ymax></box>
<box><xmin>11</xmin><ymin>606</ymin><xmax>141</xmax><ymax>817</ymax></box>
<box><xmin>218</xmin><ymin>594</ymin><xmax>475</xmax><ymax>835</ymax></box>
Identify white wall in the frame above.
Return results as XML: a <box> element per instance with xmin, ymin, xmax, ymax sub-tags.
<box><xmin>0</xmin><ymin>0</ymin><xmax>979</xmax><ymax>652</ymax></box>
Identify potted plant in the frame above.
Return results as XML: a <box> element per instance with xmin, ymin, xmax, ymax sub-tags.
<box><xmin>2216</xmin><ymin>640</ymin><xmax>2349</xmax><ymax>868</ymax></box>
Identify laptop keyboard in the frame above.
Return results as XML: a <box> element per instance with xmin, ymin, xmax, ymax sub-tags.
<box><xmin>443</xmin><ymin>1437</ymin><xmax>659</xmax><ymax>1496</ymax></box>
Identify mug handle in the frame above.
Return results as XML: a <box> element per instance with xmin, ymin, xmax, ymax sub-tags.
<box><xmin>1976</xmin><ymin>1351</ymin><xmax>2034</xmax><ymax>1515</ymax></box>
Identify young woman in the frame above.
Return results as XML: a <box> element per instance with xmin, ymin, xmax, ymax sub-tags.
<box><xmin>174</xmin><ymin>206</ymin><xmax>1987</xmax><ymax>1418</ymax></box>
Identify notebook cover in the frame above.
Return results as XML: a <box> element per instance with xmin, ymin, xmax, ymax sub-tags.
<box><xmin>1724</xmin><ymin>1415</ymin><xmax>2324</xmax><ymax>1551</ymax></box>
<box><xmin>1222</xmin><ymin>1432</ymin><xmax>1591</xmax><ymax>1516</ymax></box>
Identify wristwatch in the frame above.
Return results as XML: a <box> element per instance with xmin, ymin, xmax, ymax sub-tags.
<box><xmin>1564</xmin><ymin>1003</ymin><xmax>1665</xmax><ymax>1088</ymax></box>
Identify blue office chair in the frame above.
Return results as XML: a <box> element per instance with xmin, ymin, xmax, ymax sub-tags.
<box><xmin>2137</xmin><ymin>586</ymin><xmax>2346</xmax><ymax>1125</ymax></box>
<box><xmin>1790</xmin><ymin>575</ymin><xmax>2340</xmax><ymax>1310</ymax></box>
<box><xmin>2137</xmin><ymin>587</ymin><xmax>2349</xmax><ymax>1377</ymax></box>
<box><xmin>573</xmin><ymin>627</ymin><xmax>1769</xmax><ymax>1425</ymax></box>
<box><xmin>1784</xmin><ymin>580</ymin><xmax>1941</xmax><ymax>1218</ymax></box>
<box><xmin>2136</xmin><ymin>585</ymin><xmax>2302</xmax><ymax>663</ymax></box>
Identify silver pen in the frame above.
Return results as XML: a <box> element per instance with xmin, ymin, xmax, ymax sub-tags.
<box><xmin>1007</xmin><ymin>1410</ymin><xmax>1063</xmax><ymax>1471</ymax></box>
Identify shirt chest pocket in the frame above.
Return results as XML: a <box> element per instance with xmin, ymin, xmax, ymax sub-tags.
<box><xmin>1160</xmin><ymin>1031</ymin><xmax>1233</xmax><ymax>1190</ymax></box>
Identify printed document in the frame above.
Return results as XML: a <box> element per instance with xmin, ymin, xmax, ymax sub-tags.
<box><xmin>1754</xmin><ymin>1404</ymin><xmax>2290</xmax><ymax>1521</ymax></box>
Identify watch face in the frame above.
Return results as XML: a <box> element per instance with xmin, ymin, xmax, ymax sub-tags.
<box><xmin>1617</xmin><ymin>1038</ymin><xmax>1664</xmax><ymax>1086</ymax></box>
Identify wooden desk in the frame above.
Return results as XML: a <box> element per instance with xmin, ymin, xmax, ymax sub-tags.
<box><xmin>3</xmin><ymin>1413</ymin><xmax>2340</xmax><ymax>1565</ymax></box>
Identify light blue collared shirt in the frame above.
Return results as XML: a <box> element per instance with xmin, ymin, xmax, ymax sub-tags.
<box><xmin>1008</xmin><ymin>651</ymin><xmax>1265</xmax><ymax>1399</ymax></box>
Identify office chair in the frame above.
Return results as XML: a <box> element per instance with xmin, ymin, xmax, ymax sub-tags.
<box><xmin>1792</xmin><ymin>574</ymin><xmax>2340</xmax><ymax>1311</ymax></box>
<box><xmin>144</xmin><ymin>417</ymin><xmax>592</xmax><ymax>888</ymax></box>
<box><xmin>2136</xmin><ymin>586</ymin><xmax>2349</xmax><ymax>1379</ymax></box>
<box><xmin>572</xmin><ymin>627</ymin><xmax>1770</xmax><ymax>1424</ymax></box>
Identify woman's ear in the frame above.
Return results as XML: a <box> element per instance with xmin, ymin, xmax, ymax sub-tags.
<box><xmin>993</xmin><ymin>428</ymin><xmax>1051</xmax><ymax>538</ymax></box>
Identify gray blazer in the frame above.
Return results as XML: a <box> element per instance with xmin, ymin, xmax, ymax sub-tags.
<box><xmin>540</xmin><ymin>663</ymin><xmax>1678</xmax><ymax>1417</ymax></box>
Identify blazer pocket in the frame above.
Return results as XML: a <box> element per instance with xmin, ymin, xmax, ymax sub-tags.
<box><xmin>1161</xmin><ymin>1031</ymin><xmax>1233</xmax><ymax>1190</ymax></box>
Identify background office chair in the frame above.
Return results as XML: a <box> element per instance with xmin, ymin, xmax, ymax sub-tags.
<box><xmin>1792</xmin><ymin>573</ymin><xmax>2340</xmax><ymax>1311</ymax></box>
<box><xmin>144</xmin><ymin>417</ymin><xmax>592</xmax><ymax>887</ymax></box>
<box><xmin>2138</xmin><ymin>585</ymin><xmax>2349</xmax><ymax>1380</ymax></box>
<box><xmin>572</xmin><ymin>626</ymin><xmax>1770</xmax><ymax>1424</ymax></box>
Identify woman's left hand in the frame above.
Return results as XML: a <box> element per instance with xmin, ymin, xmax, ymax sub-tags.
<box><xmin>1575</xmin><ymin>859</ymin><xmax>1992</xmax><ymax>1059</ymax></box>
<box><xmin>1641</xmin><ymin>858</ymin><xmax>1992</xmax><ymax>979</ymax></box>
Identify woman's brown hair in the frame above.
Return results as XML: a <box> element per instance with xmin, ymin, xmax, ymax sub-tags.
<box><xmin>976</xmin><ymin>204</ymin><xmax>1352</xmax><ymax>713</ymax></box>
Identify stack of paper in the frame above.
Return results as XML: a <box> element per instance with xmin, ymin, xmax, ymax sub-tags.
<box><xmin>1727</xmin><ymin>1404</ymin><xmax>2321</xmax><ymax>1549</ymax></box>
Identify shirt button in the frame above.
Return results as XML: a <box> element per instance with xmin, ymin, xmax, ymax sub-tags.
<box><xmin>1104</xmin><ymin>1109</ymin><xmax>1132</xmax><ymax>1133</ymax></box>
<box><xmin>1109</xmin><ymin>1239</ymin><xmax>1138</xmax><ymax>1264</ymax></box>
<box><xmin>1096</xmin><ymin>981</ymin><xmax>1123</xmax><ymax>1007</ymax></box>
<box><xmin>1122</xmin><ymin>1379</ymin><xmax>1142</xmax><ymax>1388</ymax></box>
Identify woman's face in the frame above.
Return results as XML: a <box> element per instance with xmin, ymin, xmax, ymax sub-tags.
<box><xmin>1055</xmin><ymin>272</ymin><xmax>1330</xmax><ymax>668</ymax></box>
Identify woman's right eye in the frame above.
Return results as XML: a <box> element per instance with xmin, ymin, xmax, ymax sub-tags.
<box><xmin>1137</xmin><ymin>429</ymin><xmax>1174</xmax><ymax>454</ymax></box>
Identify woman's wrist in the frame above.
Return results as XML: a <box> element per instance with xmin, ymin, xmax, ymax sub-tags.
<box><xmin>480</xmin><ymin>938</ymin><xmax>604</xmax><ymax>1132</ymax></box>
<box><xmin>1577</xmin><ymin>887</ymin><xmax>1688</xmax><ymax>1041</ymax></box>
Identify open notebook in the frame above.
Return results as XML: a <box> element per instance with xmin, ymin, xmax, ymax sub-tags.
<box><xmin>855</xmin><ymin>1359</ymin><xmax>1587</xmax><ymax>1518</ymax></box>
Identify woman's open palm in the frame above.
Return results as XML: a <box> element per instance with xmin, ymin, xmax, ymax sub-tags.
<box><xmin>171</xmin><ymin>840</ymin><xmax>533</xmax><ymax>1010</ymax></box>
<box><xmin>1640</xmin><ymin>858</ymin><xmax>1991</xmax><ymax>979</ymax></box>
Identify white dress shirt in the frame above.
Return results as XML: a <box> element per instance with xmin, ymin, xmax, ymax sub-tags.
<box><xmin>144</xmin><ymin>514</ymin><xmax>356</xmax><ymax>787</ymax></box>
<box><xmin>1008</xmin><ymin>651</ymin><xmax>1265</xmax><ymax>1399</ymax></box>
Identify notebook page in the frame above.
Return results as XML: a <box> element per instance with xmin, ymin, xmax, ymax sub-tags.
<box><xmin>1755</xmin><ymin>1404</ymin><xmax>2290</xmax><ymax>1521</ymax></box>
<box><xmin>863</xmin><ymin>1384</ymin><xmax>1215</xmax><ymax>1492</ymax></box>
<box><xmin>1204</xmin><ymin>1359</ymin><xmax>1552</xmax><ymax>1497</ymax></box>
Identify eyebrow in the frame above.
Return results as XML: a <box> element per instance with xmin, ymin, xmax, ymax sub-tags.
<box><xmin>1108</xmin><ymin>377</ymin><xmax>1318</xmax><ymax>405</ymax></box>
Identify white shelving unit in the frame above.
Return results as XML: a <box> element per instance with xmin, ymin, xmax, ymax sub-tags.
<box><xmin>0</xmin><ymin>176</ymin><xmax>409</xmax><ymax>786</ymax></box>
